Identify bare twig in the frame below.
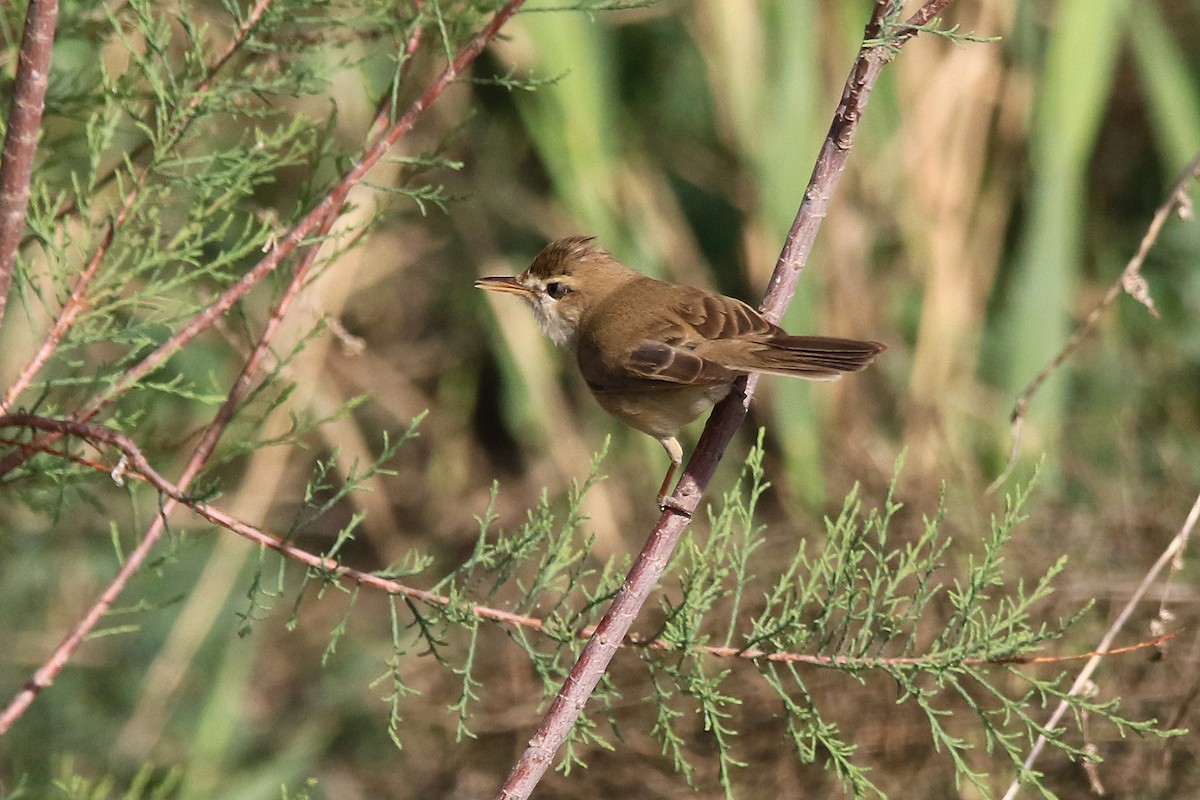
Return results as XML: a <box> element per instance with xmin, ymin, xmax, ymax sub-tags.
<box><xmin>0</xmin><ymin>0</ymin><xmax>59</xmax><ymax>329</ymax></box>
<box><xmin>988</xmin><ymin>149</ymin><xmax>1200</xmax><ymax>494</ymax></box>
<box><xmin>494</xmin><ymin>3</ymin><xmax>960</xmax><ymax>798</ymax></box>
<box><xmin>1000</xmin><ymin>489</ymin><xmax>1200</xmax><ymax>800</ymax></box>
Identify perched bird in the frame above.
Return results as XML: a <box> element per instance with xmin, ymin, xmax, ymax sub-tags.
<box><xmin>476</xmin><ymin>236</ymin><xmax>885</xmax><ymax>513</ymax></box>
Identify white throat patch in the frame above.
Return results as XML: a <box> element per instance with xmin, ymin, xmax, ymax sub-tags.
<box><xmin>520</xmin><ymin>278</ymin><xmax>576</xmax><ymax>349</ymax></box>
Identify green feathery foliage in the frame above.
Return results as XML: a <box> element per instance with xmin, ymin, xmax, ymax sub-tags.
<box><xmin>244</xmin><ymin>431</ymin><xmax>1173</xmax><ymax>798</ymax></box>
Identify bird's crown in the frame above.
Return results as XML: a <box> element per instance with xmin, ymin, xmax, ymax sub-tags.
<box><xmin>527</xmin><ymin>236</ymin><xmax>609</xmax><ymax>279</ymax></box>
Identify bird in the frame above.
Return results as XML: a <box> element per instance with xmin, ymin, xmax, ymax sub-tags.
<box><xmin>476</xmin><ymin>236</ymin><xmax>885</xmax><ymax>513</ymax></box>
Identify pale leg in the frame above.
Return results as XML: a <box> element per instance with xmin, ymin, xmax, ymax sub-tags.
<box><xmin>655</xmin><ymin>436</ymin><xmax>690</xmax><ymax>517</ymax></box>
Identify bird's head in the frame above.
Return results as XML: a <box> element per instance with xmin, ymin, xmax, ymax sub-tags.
<box><xmin>475</xmin><ymin>236</ymin><xmax>637</xmax><ymax>348</ymax></box>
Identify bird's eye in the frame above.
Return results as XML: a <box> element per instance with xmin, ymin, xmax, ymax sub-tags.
<box><xmin>546</xmin><ymin>281</ymin><xmax>571</xmax><ymax>300</ymax></box>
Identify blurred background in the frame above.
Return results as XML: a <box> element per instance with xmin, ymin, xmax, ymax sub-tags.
<box><xmin>3</xmin><ymin>0</ymin><xmax>1200</xmax><ymax>797</ymax></box>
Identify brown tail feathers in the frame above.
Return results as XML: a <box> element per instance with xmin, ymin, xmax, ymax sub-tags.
<box><xmin>732</xmin><ymin>336</ymin><xmax>886</xmax><ymax>380</ymax></box>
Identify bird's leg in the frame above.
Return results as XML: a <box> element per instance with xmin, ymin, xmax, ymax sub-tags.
<box><xmin>655</xmin><ymin>436</ymin><xmax>691</xmax><ymax>517</ymax></box>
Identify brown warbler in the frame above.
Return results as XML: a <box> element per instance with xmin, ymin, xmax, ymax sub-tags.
<box><xmin>476</xmin><ymin>236</ymin><xmax>885</xmax><ymax>512</ymax></box>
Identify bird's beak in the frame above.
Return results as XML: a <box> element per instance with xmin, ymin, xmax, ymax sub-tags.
<box><xmin>475</xmin><ymin>276</ymin><xmax>533</xmax><ymax>296</ymax></box>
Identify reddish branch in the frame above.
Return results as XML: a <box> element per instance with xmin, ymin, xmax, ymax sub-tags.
<box><xmin>0</xmin><ymin>0</ymin><xmax>60</xmax><ymax>329</ymax></box>
<box><xmin>495</xmin><ymin>2</ymin><xmax>960</xmax><ymax>798</ymax></box>
<box><xmin>81</xmin><ymin>0</ymin><xmax>522</xmax><ymax>418</ymax></box>
<box><xmin>368</xmin><ymin>0</ymin><xmax>427</xmax><ymax>141</ymax></box>
<box><xmin>0</xmin><ymin>224</ymin><xmax>112</xmax><ymax>413</ymax></box>
<box><xmin>0</xmin><ymin>214</ymin><xmax>326</xmax><ymax>737</ymax></box>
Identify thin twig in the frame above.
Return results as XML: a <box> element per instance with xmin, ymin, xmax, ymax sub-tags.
<box><xmin>367</xmin><ymin>0</ymin><xmax>427</xmax><ymax>142</ymax></box>
<box><xmin>0</xmin><ymin>0</ymin><xmax>59</xmax><ymax>329</ymax></box>
<box><xmin>0</xmin><ymin>224</ymin><xmax>112</xmax><ymax>413</ymax></box>
<box><xmin>1000</xmin><ymin>489</ymin><xmax>1200</xmax><ymax>800</ymax></box>
<box><xmin>493</xmin><ymin>3</ymin><xmax>959</xmax><ymax>798</ymax></box>
<box><xmin>988</xmin><ymin>149</ymin><xmax>1200</xmax><ymax>494</ymax></box>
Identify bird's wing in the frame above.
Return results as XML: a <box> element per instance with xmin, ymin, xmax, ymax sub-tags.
<box><xmin>617</xmin><ymin>292</ymin><xmax>772</xmax><ymax>386</ymax></box>
<box><xmin>625</xmin><ymin>340</ymin><xmax>740</xmax><ymax>386</ymax></box>
<box><xmin>669</xmin><ymin>291</ymin><xmax>882</xmax><ymax>379</ymax></box>
<box><xmin>673</xmin><ymin>293</ymin><xmax>779</xmax><ymax>342</ymax></box>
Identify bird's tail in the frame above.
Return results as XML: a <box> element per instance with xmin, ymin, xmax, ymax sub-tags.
<box><xmin>727</xmin><ymin>336</ymin><xmax>886</xmax><ymax>380</ymax></box>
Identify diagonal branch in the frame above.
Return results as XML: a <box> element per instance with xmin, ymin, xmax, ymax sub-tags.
<box><xmin>0</xmin><ymin>0</ymin><xmax>60</xmax><ymax>330</ymax></box>
<box><xmin>0</xmin><ymin>223</ymin><xmax>113</xmax><ymax>414</ymax></box>
<box><xmin>1000</xmin><ymin>488</ymin><xmax>1200</xmax><ymax>800</ymax></box>
<box><xmin>0</xmin><ymin>229</ymin><xmax>327</xmax><ymax>735</ymax></box>
<box><xmin>493</xmin><ymin>2</ymin><xmax>960</xmax><ymax>798</ymax></box>
<box><xmin>79</xmin><ymin>0</ymin><xmax>522</xmax><ymax>420</ymax></box>
<box><xmin>1</xmin><ymin>0</ymin><xmax>277</xmax><ymax>417</ymax></box>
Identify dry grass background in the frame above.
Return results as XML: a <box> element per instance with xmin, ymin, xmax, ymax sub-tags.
<box><xmin>3</xmin><ymin>0</ymin><xmax>1200</xmax><ymax>797</ymax></box>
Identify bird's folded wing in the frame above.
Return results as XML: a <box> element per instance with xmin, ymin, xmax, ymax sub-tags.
<box><xmin>672</xmin><ymin>293</ymin><xmax>884</xmax><ymax>378</ymax></box>
<box><xmin>626</xmin><ymin>340</ymin><xmax>740</xmax><ymax>386</ymax></box>
<box><xmin>675</xmin><ymin>294</ymin><xmax>778</xmax><ymax>341</ymax></box>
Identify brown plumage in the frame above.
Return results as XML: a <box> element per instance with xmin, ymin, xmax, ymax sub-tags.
<box><xmin>477</xmin><ymin>236</ymin><xmax>886</xmax><ymax>512</ymax></box>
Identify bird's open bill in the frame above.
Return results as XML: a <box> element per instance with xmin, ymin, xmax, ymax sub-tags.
<box><xmin>475</xmin><ymin>276</ymin><xmax>532</xmax><ymax>296</ymax></box>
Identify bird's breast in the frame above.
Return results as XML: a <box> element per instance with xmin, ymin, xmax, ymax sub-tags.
<box><xmin>587</xmin><ymin>383</ymin><xmax>731</xmax><ymax>439</ymax></box>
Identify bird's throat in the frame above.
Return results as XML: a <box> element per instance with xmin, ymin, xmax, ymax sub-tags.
<box><xmin>526</xmin><ymin>298</ymin><xmax>577</xmax><ymax>348</ymax></box>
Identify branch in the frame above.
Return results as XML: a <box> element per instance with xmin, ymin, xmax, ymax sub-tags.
<box><xmin>0</xmin><ymin>230</ymin><xmax>326</xmax><ymax>735</ymax></box>
<box><xmin>367</xmin><ymin>0</ymin><xmax>427</xmax><ymax>141</ymax></box>
<box><xmin>494</xmin><ymin>2</ymin><xmax>961</xmax><ymax>798</ymax></box>
<box><xmin>988</xmin><ymin>149</ymin><xmax>1200</xmax><ymax>494</ymax></box>
<box><xmin>0</xmin><ymin>0</ymin><xmax>60</xmax><ymax>330</ymax></box>
<box><xmin>1</xmin><ymin>1</ymin><xmax>278</xmax><ymax>420</ymax></box>
<box><xmin>0</xmin><ymin>223</ymin><xmax>112</xmax><ymax>413</ymax></box>
<box><xmin>83</xmin><ymin>0</ymin><xmax>522</xmax><ymax>417</ymax></box>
